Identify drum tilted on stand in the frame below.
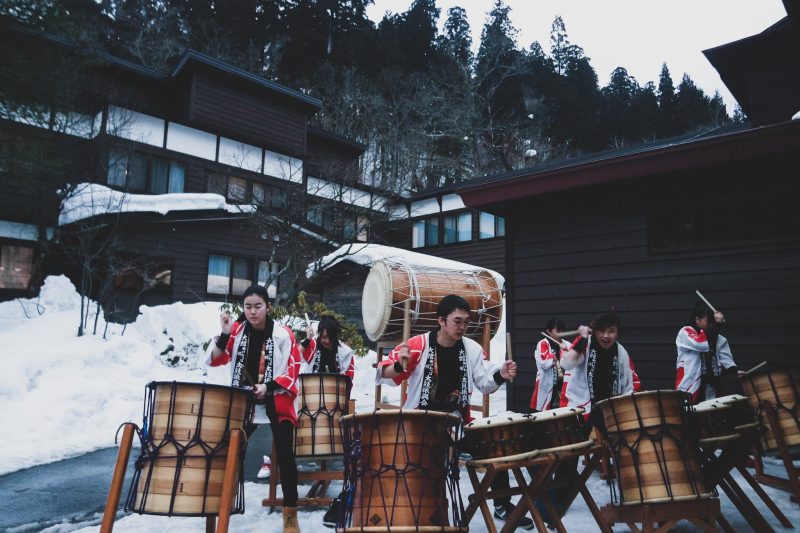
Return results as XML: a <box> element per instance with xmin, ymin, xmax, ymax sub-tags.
<box><xmin>295</xmin><ymin>373</ymin><xmax>351</xmax><ymax>458</ymax></box>
<box><xmin>597</xmin><ymin>390</ymin><xmax>711</xmax><ymax>505</ymax></box>
<box><xmin>528</xmin><ymin>406</ymin><xmax>591</xmax><ymax>452</ymax></box>
<box><xmin>691</xmin><ymin>394</ymin><xmax>759</xmax><ymax>448</ymax></box>
<box><xmin>361</xmin><ymin>260</ymin><xmax>502</xmax><ymax>342</ymax></box>
<box><xmin>126</xmin><ymin>381</ymin><xmax>253</xmax><ymax>516</ymax></box>
<box><xmin>339</xmin><ymin>409</ymin><xmax>466</xmax><ymax>531</ymax></box>
<box><xmin>740</xmin><ymin>367</ymin><xmax>800</xmax><ymax>452</ymax></box>
<box><xmin>462</xmin><ymin>412</ymin><xmax>536</xmax><ymax>460</ymax></box>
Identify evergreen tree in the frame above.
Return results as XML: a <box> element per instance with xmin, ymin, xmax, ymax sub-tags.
<box><xmin>675</xmin><ymin>73</ymin><xmax>711</xmax><ymax>132</ymax></box>
<box><xmin>657</xmin><ymin>62</ymin><xmax>677</xmax><ymax>136</ymax></box>
<box><xmin>441</xmin><ymin>6</ymin><xmax>472</xmax><ymax>72</ymax></box>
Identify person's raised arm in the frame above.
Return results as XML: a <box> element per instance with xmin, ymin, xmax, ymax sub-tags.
<box><xmin>210</xmin><ymin>311</ymin><xmax>234</xmax><ymax>363</ymax></box>
<box><xmin>560</xmin><ymin>325</ymin><xmax>591</xmax><ymax>370</ymax></box>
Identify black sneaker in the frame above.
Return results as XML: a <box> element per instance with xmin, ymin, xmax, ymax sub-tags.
<box><xmin>323</xmin><ymin>498</ymin><xmax>340</xmax><ymax>528</ymax></box>
<box><xmin>494</xmin><ymin>502</ymin><xmax>534</xmax><ymax>530</ymax></box>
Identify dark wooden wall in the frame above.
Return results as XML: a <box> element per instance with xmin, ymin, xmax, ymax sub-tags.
<box><xmin>504</xmin><ymin>154</ymin><xmax>800</xmax><ymax>413</ymax></box>
<box><xmin>117</xmin><ymin>216</ymin><xmax>278</xmax><ymax>304</ymax></box>
<box><xmin>189</xmin><ymin>75</ymin><xmax>307</xmax><ymax>156</ymax></box>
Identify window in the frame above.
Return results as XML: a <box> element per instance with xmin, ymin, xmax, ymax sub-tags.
<box><xmin>253</xmin><ymin>183</ymin><xmax>286</xmax><ymax>209</ymax></box>
<box><xmin>443</xmin><ymin>212</ymin><xmax>472</xmax><ymax>244</ymax></box>
<box><xmin>228</xmin><ymin>176</ymin><xmax>247</xmax><ymax>203</ymax></box>
<box><xmin>479</xmin><ymin>212</ymin><xmax>505</xmax><ymax>239</ymax></box>
<box><xmin>207</xmin><ymin>254</ymin><xmax>260</xmax><ymax>295</ymax></box>
<box><xmin>107</xmin><ymin>151</ymin><xmax>185</xmax><ymax>193</ymax></box>
<box><xmin>0</xmin><ymin>245</ymin><xmax>33</xmax><ymax>289</ymax></box>
<box><xmin>114</xmin><ymin>257</ymin><xmax>172</xmax><ymax>291</ymax></box>
<box><xmin>258</xmin><ymin>260</ymin><xmax>280</xmax><ymax>296</ymax></box>
<box><xmin>411</xmin><ymin>217</ymin><xmax>440</xmax><ymax>248</ymax></box>
<box><xmin>343</xmin><ymin>216</ymin><xmax>369</xmax><ymax>242</ymax></box>
<box><xmin>307</xmin><ymin>204</ymin><xmax>334</xmax><ymax>229</ymax></box>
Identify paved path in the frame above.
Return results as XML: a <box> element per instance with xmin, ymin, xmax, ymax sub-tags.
<box><xmin>0</xmin><ymin>425</ymin><xmax>273</xmax><ymax>532</ymax></box>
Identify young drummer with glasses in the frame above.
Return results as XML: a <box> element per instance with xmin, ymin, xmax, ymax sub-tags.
<box><xmin>378</xmin><ymin>294</ymin><xmax>532</xmax><ymax>529</ymax></box>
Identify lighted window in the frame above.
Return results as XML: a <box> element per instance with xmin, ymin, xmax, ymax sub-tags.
<box><xmin>0</xmin><ymin>245</ymin><xmax>33</xmax><ymax>289</ymax></box>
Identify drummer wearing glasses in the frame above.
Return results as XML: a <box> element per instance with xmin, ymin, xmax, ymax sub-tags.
<box><xmin>378</xmin><ymin>294</ymin><xmax>531</xmax><ymax>529</ymax></box>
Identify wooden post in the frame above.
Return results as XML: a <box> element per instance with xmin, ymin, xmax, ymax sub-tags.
<box><xmin>481</xmin><ymin>321</ymin><xmax>491</xmax><ymax>418</ymax></box>
<box><xmin>401</xmin><ymin>299</ymin><xmax>411</xmax><ymax>405</ymax></box>
<box><xmin>216</xmin><ymin>428</ymin><xmax>243</xmax><ymax>533</ymax></box>
<box><xmin>100</xmin><ymin>422</ymin><xmax>135</xmax><ymax>533</ymax></box>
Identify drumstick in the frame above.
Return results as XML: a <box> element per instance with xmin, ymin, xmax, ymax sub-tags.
<box><xmin>540</xmin><ymin>331</ymin><xmax>570</xmax><ymax>350</ymax></box>
<box><xmin>505</xmin><ymin>333</ymin><xmax>514</xmax><ymax>384</ymax></box>
<box><xmin>695</xmin><ymin>290</ymin><xmax>718</xmax><ymax>314</ymax></box>
<box><xmin>304</xmin><ymin>313</ymin><xmax>311</xmax><ymax>326</ymax></box>
<box><xmin>402</xmin><ymin>299</ymin><xmax>411</xmax><ymax>370</ymax></box>
<box><xmin>744</xmin><ymin>361</ymin><xmax>767</xmax><ymax>375</ymax></box>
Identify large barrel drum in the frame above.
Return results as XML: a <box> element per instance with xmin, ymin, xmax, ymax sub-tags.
<box><xmin>126</xmin><ymin>381</ymin><xmax>253</xmax><ymax>516</ymax></box>
<box><xmin>597</xmin><ymin>390</ymin><xmax>711</xmax><ymax>505</ymax></box>
<box><xmin>361</xmin><ymin>260</ymin><xmax>502</xmax><ymax>342</ymax></box>
<box><xmin>295</xmin><ymin>373</ymin><xmax>350</xmax><ymax>458</ymax></box>
<box><xmin>740</xmin><ymin>367</ymin><xmax>800</xmax><ymax>452</ymax></box>
<box><xmin>340</xmin><ymin>409</ymin><xmax>466</xmax><ymax>531</ymax></box>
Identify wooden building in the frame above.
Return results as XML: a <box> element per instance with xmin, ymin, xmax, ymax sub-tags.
<box><xmin>457</xmin><ymin>120</ymin><xmax>800</xmax><ymax>412</ymax></box>
<box><xmin>0</xmin><ymin>24</ymin><xmax>394</xmax><ymax>320</ymax></box>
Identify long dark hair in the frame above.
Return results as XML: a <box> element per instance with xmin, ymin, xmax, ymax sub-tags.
<box><xmin>545</xmin><ymin>317</ymin><xmax>566</xmax><ymax>332</ymax></box>
<box><xmin>687</xmin><ymin>299</ymin><xmax>713</xmax><ymax>329</ymax></box>
<box><xmin>317</xmin><ymin>316</ymin><xmax>341</xmax><ymax>349</ymax></box>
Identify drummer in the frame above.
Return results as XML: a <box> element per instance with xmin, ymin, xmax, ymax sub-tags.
<box><xmin>530</xmin><ymin>318</ymin><xmax>567</xmax><ymax>412</ymax></box>
<box><xmin>298</xmin><ymin>315</ymin><xmax>353</xmax><ymax>528</ymax></box>
<box><xmin>207</xmin><ymin>284</ymin><xmax>302</xmax><ymax>533</ymax></box>
<box><xmin>299</xmin><ymin>316</ymin><xmax>355</xmax><ymax>379</ymax></box>
<box><xmin>559</xmin><ymin>312</ymin><xmax>641</xmax><ymax>423</ymax></box>
<box><xmin>378</xmin><ymin>294</ymin><xmax>532</xmax><ymax>530</ymax></box>
<box><xmin>675</xmin><ymin>299</ymin><xmax>742</xmax><ymax>403</ymax></box>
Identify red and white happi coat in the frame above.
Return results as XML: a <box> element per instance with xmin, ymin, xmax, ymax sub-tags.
<box><xmin>675</xmin><ymin>326</ymin><xmax>735</xmax><ymax>403</ymax></box>
<box><xmin>209</xmin><ymin>321</ymin><xmax>300</xmax><ymax>424</ymax></box>
<box><xmin>530</xmin><ymin>338</ymin><xmax>564</xmax><ymax>411</ymax></box>
<box><xmin>376</xmin><ymin>331</ymin><xmax>502</xmax><ymax>415</ymax></box>
<box><xmin>301</xmin><ymin>338</ymin><xmax>355</xmax><ymax>379</ymax></box>
<box><xmin>559</xmin><ymin>338</ymin><xmax>639</xmax><ymax>417</ymax></box>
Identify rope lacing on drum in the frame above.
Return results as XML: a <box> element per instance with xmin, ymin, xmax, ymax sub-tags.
<box><xmin>604</xmin><ymin>391</ymin><xmax>707</xmax><ymax>506</ymax></box>
<box><xmin>296</xmin><ymin>374</ymin><xmax>349</xmax><ymax>458</ymax></box>
<box><xmin>124</xmin><ymin>381</ymin><xmax>254</xmax><ymax>517</ymax></box>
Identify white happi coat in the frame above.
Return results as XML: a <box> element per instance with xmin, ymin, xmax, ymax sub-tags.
<box><xmin>675</xmin><ymin>326</ymin><xmax>735</xmax><ymax>403</ymax></box>
<box><xmin>530</xmin><ymin>338</ymin><xmax>565</xmax><ymax>411</ymax></box>
<box><xmin>376</xmin><ymin>331</ymin><xmax>502</xmax><ymax>415</ymax></box>
<box><xmin>560</xmin><ymin>338</ymin><xmax>635</xmax><ymax>417</ymax></box>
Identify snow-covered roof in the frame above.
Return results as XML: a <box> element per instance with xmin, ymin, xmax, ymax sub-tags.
<box><xmin>58</xmin><ymin>183</ymin><xmax>256</xmax><ymax>226</ymax></box>
<box><xmin>306</xmin><ymin>243</ymin><xmax>505</xmax><ymax>287</ymax></box>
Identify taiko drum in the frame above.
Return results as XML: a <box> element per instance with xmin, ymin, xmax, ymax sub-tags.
<box><xmin>361</xmin><ymin>260</ymin><xmax>502</xmax><ymax>342</ymax></box>
<box><xmin>340</xmin><ymin>409</ymin><xmax>465</xmax><ymax>531</ymax></box>
<box><xmin>598</xmin><ymin>390</ymin><xmax>711</xmax><ymax>505</ymax></box>
<box><xmin>294</xmin><ymin>373</ymin><xmax>350</xmax><ymax>458</ymax></box>
<box><xmin>126</xmin><ymin>381</ymin><xmax>252</xmax><ymax>516</ymax></box>
<box><xmin>740</xmin><ymin>367</ymin><xmax>800</xmax><ymax>452</ymax></box>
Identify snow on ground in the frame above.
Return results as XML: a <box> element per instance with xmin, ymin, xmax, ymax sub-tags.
<box><xmin>4</xmin><ymin>276</ymin><xmax>800</xmax><ymax>532</ymax></box>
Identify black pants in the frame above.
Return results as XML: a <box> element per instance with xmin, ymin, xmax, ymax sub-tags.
<box><xmin>247</xmin><ymin>396</ymin><xmax>298</xmax><ymax>507</ymax></box>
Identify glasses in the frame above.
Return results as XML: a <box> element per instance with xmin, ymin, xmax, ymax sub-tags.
<box><xmin>447</xmin><ymin>318</ymin><xmax>473</xmax><ymax>329</ymax></box>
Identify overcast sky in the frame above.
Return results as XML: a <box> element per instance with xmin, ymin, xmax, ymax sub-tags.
<box><xmin>366</xmin><ymin>0</ymin><xmax>787</xmax><ymax>113</ymax></box>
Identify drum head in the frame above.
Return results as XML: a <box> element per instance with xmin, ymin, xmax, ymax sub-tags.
<box><xmin>362</xmin><ymin>261</ymin><xmax>395</xmax><ymax>342</ymax></box>
<box><xmin>465</xmin><ymin>412</ymin><xmax>531</xmax><ymax>430</ymax></box>
<box><xmin>529</xmin><ymin>406</ymin><xmax>584</xmax><ymax>422</ymax></box>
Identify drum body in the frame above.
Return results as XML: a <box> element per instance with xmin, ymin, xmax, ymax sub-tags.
<box><xmin>126</xmin><ymin>381</ymin><xmax>253</xmax><ymax>516</ymax></box>
<box><xmin>528</xmin><ymin>407</ymin><xmax>588</xmax><ymax>451</ymax></box>
<box><xmin>361</xmin><ymin>260</ymin><xmax>502</xmax><ymax>342</ymax></box>
<box><xmin>692</xmin><ymin>394</ymin><xmax>757</xmax><ymax>446</ymax></box>
<box><xmin>598</xmin><ymin>390</ymin><xmax>711</xmax><ymax>505</ymax></box>
<box><xmin>295</xmin><ymin>373</ymin><xmax>350</xmax><ymax>458</ymax></box>
<box><xmin>462</xmin><ymin>413</ymin><xmax>536</xmax><ymax>460</ymax></box>
<box><xmin>740</xmin><ymin>367</ymin><xmax>800</xmax><ymax>452</ymax></box>
<box><xmin>340</xmin><ymin>409</ymin><xmax>465</xmax><ymax>531</ymax></box>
